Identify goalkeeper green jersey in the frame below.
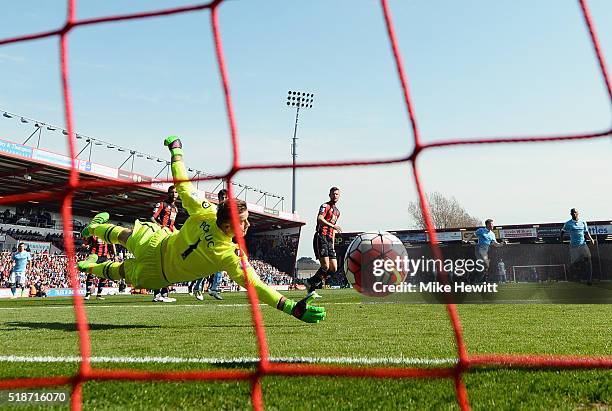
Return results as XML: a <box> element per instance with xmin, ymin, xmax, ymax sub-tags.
<box><xmin>161</xmin><ymin>160</ymin><xmax>284</xmax><ymax>308</ymax></box>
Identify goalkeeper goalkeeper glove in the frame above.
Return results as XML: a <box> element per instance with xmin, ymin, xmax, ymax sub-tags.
<box><xmin>164</xmin><ymin>135</ymin><xmax>184</xmax><ymax>156</ymax></box>
<box><xmin>280</xmin><ymin>295</ymin><xmax>326</xmax><ymax>323</ymax></box>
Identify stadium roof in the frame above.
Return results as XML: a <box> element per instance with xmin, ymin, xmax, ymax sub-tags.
<box><xmin>0</xmin><ymin>139</ymin><xmax>304</xmax><ymax>232</ymax></box>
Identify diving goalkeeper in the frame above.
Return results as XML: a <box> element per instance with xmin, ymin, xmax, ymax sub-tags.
<box><xmin>77</xmin><ymin>136</ymin><xmax>326</xmax><ymax>323</ymax></box>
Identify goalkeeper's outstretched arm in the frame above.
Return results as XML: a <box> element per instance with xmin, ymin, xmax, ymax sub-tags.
<box><xmin>225</xmin><ymin>258</ymin><xmax>326</xmax><ymax>324</ymax></box>
<box><xmin>164</xmin><ymin>136</ymin><xmax>215</xmax><ymax>216</ymax></box>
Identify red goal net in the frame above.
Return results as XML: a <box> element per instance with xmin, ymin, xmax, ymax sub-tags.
<box><xmin>0</xmin><ymin>1</ymin><xmax>610</xmax><ymax>410</ymax></box>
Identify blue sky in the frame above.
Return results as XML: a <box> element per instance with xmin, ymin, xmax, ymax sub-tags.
<box><xmin>0</xmin><ymin>0</ymin><xmax>610</xmax><ymax>258</ymax></box>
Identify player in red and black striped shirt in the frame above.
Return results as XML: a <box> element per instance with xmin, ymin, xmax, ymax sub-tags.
<box><xmin>307</xmin><ymin>187</ymin><xmax>341</xmax><ymax>294</ymax></box>
<box><xmin>150</xmin><ymin>185</ymin><xmax>179</xmax><ymax>302</ymax></box>
<box><xmin>151</xmin><ymin>186</ymin><xmax>179</xmax><ymax>231</ymax></box>
<box><xmin>83</xmin><ymin>235</ymin><xmax>117</xmax><ymax>300</ymax></box>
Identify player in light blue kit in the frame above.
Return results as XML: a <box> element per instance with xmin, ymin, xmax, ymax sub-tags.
<box><xmin>560</xmin><ymin>208</ymin><xmax>596</xmax><ymax>285</ymax></box>
<box><xmin>464</xmin><ymin>219</ymin><xmax>505</xmax><ymax>283</ymax></box>
<box><xmin>10</xmin><ymin>243</ymin><xmax>32</xmax><ymax>298</ymax></box>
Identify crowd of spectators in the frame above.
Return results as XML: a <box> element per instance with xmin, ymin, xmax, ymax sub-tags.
<box><xmin>250</xmin><ymin>259</ymin><xmax>293</xmax><ymax>285</ymax></box>
<box><xmin>177</xmin><ymin>258</ymin><xmax>294</xmax><ymax>292</ymax></box>
<box><xmin>1</xmin><ymin>210</ymin><xmax>301</xmax><ymax>290</ymax></box>
<box><xmin>247</xmin><ymin>234</ymin><xmax>299</xmax><ymax>275</ymax></box>
<box><xmin>0</xmin><ymin>251</ymin><xmax>89</xmax><ymax>291</ymax></box>
<box><xmin>1</xmin><ymin>250</ymin><xmax>293</xmax><ymax>295</ymax></box>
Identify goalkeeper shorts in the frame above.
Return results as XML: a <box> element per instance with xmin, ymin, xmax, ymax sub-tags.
<box><xmin>123</xmin><ymin>220</ymin><xmax>174</xmax><ymax>289</ymax></box>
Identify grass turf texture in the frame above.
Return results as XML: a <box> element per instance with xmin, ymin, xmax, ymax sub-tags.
<box><xmin>0</xmin><ymin>289</ymin><xmax>609</xmax><ymax>410</ymax></box>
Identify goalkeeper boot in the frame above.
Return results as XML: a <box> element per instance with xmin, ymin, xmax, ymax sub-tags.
<box><xmin>77</xmin><ymin>254</ymin><xmax>99</xmax><ymax>272</ymax></box>
<box><xmin>306</xmin><ymin>277</ymin><xmax>323</xmax><ymax>294</ymax></box>
<box><xmin>81</xmin><ymin>212</ymin><xmax>109</xmax><ymax>238</ymax></box>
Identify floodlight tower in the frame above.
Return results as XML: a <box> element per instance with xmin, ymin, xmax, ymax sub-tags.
<box><xmin>286</xmin><ymin>90</ymin><xmax>314</xmax><ymax>214</ymax></box>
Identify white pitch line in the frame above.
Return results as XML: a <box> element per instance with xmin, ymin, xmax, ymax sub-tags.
<box><xmin>0</xmin><ymin>301</ymin><xmax>396</xmax><ymax>311</ymax></box>
<box><xmin>2</xmin><ymin>298</ymin><xmax>607</xmax><ymax>310</ymax></box>
<box><xmin>0</xmin><ymin>355</ymin><xmax>457</xmax><ymax>366</ymax></box>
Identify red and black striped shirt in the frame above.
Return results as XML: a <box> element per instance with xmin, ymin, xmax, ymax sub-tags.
<box><xmin>317</xmin><ymin>202</ymin><xmax>340</xmax><ymax>239</ymax></box>
<box><xmin>85</xmin><ymin>236</ymin><xmax>111</xmax><ymax>257</ymax></box>
<box><xmin>152</xmin><ymin>201</ymin><xmax>178</xmax><ymax>231</ymax></box>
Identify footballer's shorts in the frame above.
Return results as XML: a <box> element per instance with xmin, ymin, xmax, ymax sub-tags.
<box><xmin>9</xmin><ymin>271</ymin><xmax>26</xmax><ymax>286</ymax></box>
<box><xmin>313</xmin><ymin>233</ymin><xmax>336</xmax><ymax>259</ymax></box>
<box><xmin>123</xmin><ymin>220</ymin><xmax>174</xmax><ymax>289</ymax></box>
<box><xmin>569</xmin><ymin>244</ymin><xmax>591</xmax><ymax>264</ymax></box>
<box><xmin>475</xmin><ymin>245</ymin><xmax>490</xmax><ymax>265</ymax></box>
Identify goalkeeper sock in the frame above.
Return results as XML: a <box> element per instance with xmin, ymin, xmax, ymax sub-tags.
<box><xmin>87</xmin><ymin>261</ymin><xmax>123</xmax><ymax>281</ymax></box>
<box><xmin>92</xmin><ymin>224</ymin><xmax>128</xmax><ymax>246</ymax></box>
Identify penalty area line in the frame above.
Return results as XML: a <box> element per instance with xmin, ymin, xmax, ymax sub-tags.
<box><xmin>0</xmin><ymin>355</ymin><xmax>457</xmax><ymax>366</ymax></box>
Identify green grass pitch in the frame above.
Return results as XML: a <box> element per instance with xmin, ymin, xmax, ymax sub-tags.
<box><xmin>0</xmin><ymin>289</ymin><xmax>610</xmax><ymax>410</ymax></box>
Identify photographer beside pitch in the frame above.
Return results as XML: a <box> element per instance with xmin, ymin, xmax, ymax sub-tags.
<box><xmin>560</xmin><ymin>208</ymin><xmax>596</xmax><ymax>285</ymax></box>
<box><xmin>77</xmin><ymin>136</ymin><xmax>325</xmax><ymax>323</ymax></box>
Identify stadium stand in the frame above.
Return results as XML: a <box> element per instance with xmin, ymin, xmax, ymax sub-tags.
<box><xmin>1</xmin><ymin>251</ymin><xmax>88</xmax><ymax>290</ymax></box>
<box><xmin>0</xmin><ymin>145</ymin><xmax>304</xmax><ymax>289</ymax></box>
<box><xmin>0</xmin><ymin>251</ymin><xmax>292</xmax><ymax>296</ymax></box>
